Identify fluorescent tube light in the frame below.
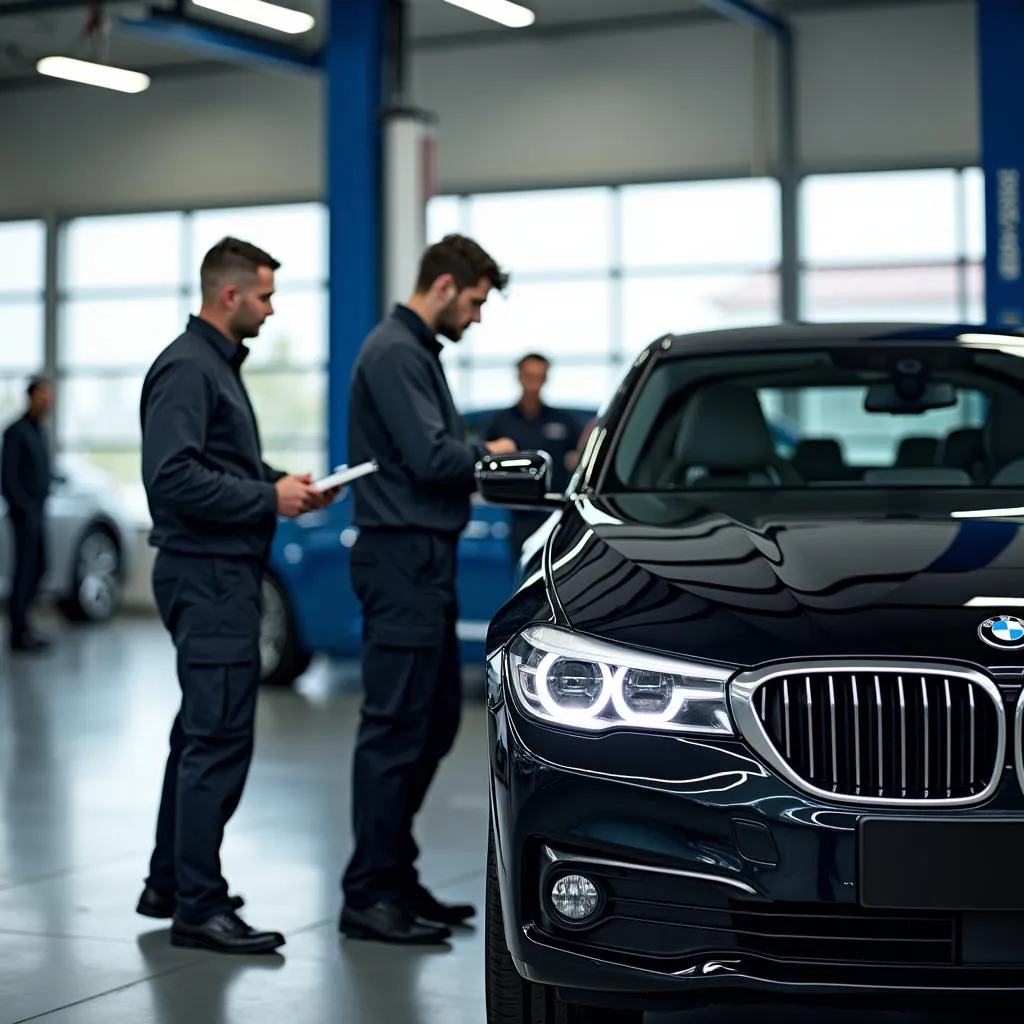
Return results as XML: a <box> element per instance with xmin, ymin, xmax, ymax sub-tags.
<box><xmin>36</xmin><ymin>56</ymin><xmax>151</xmax><ymax>93</ymax></box>
<box><xmin>192</xmin><ymin>0</ymin><xmax>314</xmax><ymax>34</ymax></box>
<box><xmin>441</xmin><ymin>0</ymin><xmax>535</xmax><ymax>29</ymax></box>
<box><xmin>951</xmin><ymin>506</ymin><xmax>1024</xmax><ymax>519</ymax></box>
<box><xmin>966</xmin><ymin>597</ymin><xmax>1024</xmax><ymax>607</ymax></box>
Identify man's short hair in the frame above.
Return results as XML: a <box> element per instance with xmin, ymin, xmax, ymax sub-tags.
<box><xmin>415</xmin><ymin>234</ymin><xmax>509</xmax><ymax>294</ymax></box>
<box><xmin>517</xmin><ymin>353</ymin><xmax>550</xmax><ymax>370</ymax></box>
<box><xmin>200</xmin><ymin>237</ymin><xmax>280</xmax><ymax>300</ymax></box>
<box><xmin>27</xmin><ymin>375</ymin><xmax>50</xmax><ymax>397</ymax></box>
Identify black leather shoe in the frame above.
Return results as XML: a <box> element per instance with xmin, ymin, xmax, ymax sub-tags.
<box><xmin>170</xmin><ymin>912</ymin><xmax>284</xmax><ymax>954</ymax></box>
<box><xmin>9</xmin><ymin>632</ymin><xmax>50</xmax><ymax>653</ymax></box>
<box><xmin>407</xmin><ymin>884</ymin><xmax>476</xmax><ymax>926</ymax></box>
<box><xmin>339</xmin><ymin>900</ymin><xmax>451</xmax><ymax>944</ymax></box>
<box><xmin>136</xmin><ymin>885</ymin><xmax>245</xmax><ymax>919</ymax></box>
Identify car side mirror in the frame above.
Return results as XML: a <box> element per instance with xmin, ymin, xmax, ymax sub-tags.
<box><xmin>475</xmin><ymin>450</ymin><xmax>566</xmax><ymax>510</ymax></box>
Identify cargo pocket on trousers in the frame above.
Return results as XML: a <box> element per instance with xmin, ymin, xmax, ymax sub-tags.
<box><xmin>182</xmin><ymin>635</ymin><xmax>259</xmax><ymax>739</ymax></box>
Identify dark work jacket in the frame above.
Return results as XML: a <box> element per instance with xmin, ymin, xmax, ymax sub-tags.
<box><xmin>140</xmin><ymin>315</ymin><xmax>283</xmax><ymax>560</ymax></box>
<box><xmin>483</xmin><ymin>403</ymin><xmax>584</xmax><ymax>494</ymax></box>
<box><xmin>348</xmin><ymin>305</ymin><xmax>485</xmax><ymax>535</ymax></box>
<box><xmin>1</xmin><ymin>413</ymin><xmax>52</xmax><ymax>517</ymax></box>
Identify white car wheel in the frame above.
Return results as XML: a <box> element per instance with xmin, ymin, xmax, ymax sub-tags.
<box><xmin>60</xmin><ymin>527</ymin><xmax>122</xmax><ymax>623</ymax></box>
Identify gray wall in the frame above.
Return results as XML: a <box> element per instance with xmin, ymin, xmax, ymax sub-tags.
<box><xmin>0</xmin><ymin>1</ymin><xmax>978</xmax><ymax>216</ymax></box>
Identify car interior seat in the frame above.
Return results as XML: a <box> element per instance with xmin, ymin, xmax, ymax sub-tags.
<box><xmin>935</xmin><ymin>427</ymin><xmax>985</xmax><ymax>480</ymax></box>
<box><xmin>984</xmin><ymin>398</ymin><xmax>1024</xmax><ymax>484</ymax></box>
<box><xmin>896</xmin><ymin>436</ymin><xmax>939</xmax><ymax>468</ymax></box>
<box><xmin>660</xmin><ymin>384</ymin><xmax>802</xmax><ymax>489</ymax></box>
<box><xmin>793</xmin><ymin>438</ymin><xmax>854</xmax><ymax>481</ymax></box>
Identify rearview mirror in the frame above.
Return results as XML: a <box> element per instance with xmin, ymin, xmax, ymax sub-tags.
<box><xmin>864</xmin><ymin>379</ymin><xmax>957</xmax><ymax>414</ymax></box>
<box><xmin>475</xmin><ymin>450</ymin><xmax>566</xmax><ymax>509</ymax></box>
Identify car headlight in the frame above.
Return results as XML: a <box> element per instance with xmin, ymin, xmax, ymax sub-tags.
<box><xmin>507</xmin><ymin>625</ymin><xmax>735</xmax><ymax>735</ymax></box>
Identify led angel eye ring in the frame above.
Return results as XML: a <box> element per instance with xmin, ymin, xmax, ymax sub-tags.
<box><xmin>535</xmin><ymin>651</ymin><xmax>613</xmax><ymax>721</ymax></box>
<box><xmin>610</xmin><ymin>668</ymin><xmax>688</xmax><ymax>724</ymax></box>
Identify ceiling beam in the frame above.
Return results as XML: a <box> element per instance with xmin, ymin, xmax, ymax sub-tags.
<box><xmin>0</xmin><ymin>0</ymin><xmax>98</xmax><ymax>16</ymax></box>
<box><xmin>113</xmin><ymin>10</ymin><xmax>322</xmax><ymax>73</ymax></box>
<box><xmin>693</xmin><ymin>0</ymin><xmax>788</xmax><ymax>37</ymax></box>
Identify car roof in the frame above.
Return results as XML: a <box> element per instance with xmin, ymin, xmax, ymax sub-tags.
<box><xmin>657</xmin><ymin>321</ymin><xmax>1024</xmax><ymax>356</ymax></box>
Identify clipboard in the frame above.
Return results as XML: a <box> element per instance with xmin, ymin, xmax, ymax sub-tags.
<box><xmin>313</xmin><ymin>461</ymin><xmax>379</xmax><ymax>493</ymax></box>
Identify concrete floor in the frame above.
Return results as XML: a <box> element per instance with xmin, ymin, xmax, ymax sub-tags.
<box><xmin>0</xmin><ymin>616</ymin><xmax>982</xmax><ymax>1024</ymax></box>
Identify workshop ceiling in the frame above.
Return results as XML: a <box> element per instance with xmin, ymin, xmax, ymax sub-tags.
<box><xmin>0</xmin><ymin>0</ymin><xmax>968</xmax><ymax>88</ymax></box>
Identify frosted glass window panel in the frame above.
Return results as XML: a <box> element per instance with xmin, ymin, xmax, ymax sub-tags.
<box><xmin>59</xmin><ymin>373</ymin><xmax>146</xmax><ymax>446</ymax></box>
<box><xmin>621</xmin><ymin>179</ymin><xmax>781</xmax><ymax>270</ymax></box>
<box><xmin>966</xmin><ymin>262</ymin><xmax>985</xmax><ymax>323</ymax></box>
<box><xmin>0</xmin><ymin>302</ymin><xmax>44</xmax><ymax>371</ymax></box>
<box><xmin>0</xmin><ymin>376</ymin><xmax>29</xmax><ymax>426</ymax></box>
<box><xmin>801</xmin><ymin>265</ymin><xmax>961</xmax><ymax>323</ymax></box>
<box><xmin>461</xmin><ymin>362</ymin><xmax>617</xmax><ymax>416</ymax></box>
<box><xmin>243</xmin><ymin>369</ymin><xmax>325</xmax><ymax>442</ymax></box>
<box><xmin>801</xmin><ymin>170</ymin><xmax>959</xmax><ymax>265</ymax></box>
<box><xmin>964</xmin><ymin>167</ymin><xmax>986</xmax><ymax>263</ymax></box>
<box><xmin>427</xmin><ymin>196</ymin><xmax>462</xmax><ymax>243</ymax></box>
<box><xmin>183</xmin><ymin>287</ymin><xmax>328</xmax><ymax>368</ymax></box>
<box><xmin>438</xmin><ymin>351</ymin><xmax>466</xmax><ymax>408</ymax></box>
<box><xmin>457</xmin><ymin>279</ymin><xmax>614</xmax><ymax>364</ymax></box>
<box><xmin>0</xmin><ymin>220</ymin><xmax>45</xmax><ymax>294</ymax></box>
<box><xmin>61</xmin><ymin>297</ymin><xmax>185</xmax><ymax>370</ymax></box>
<box><xmin>261</xmin><ymin>444</ymin><xmax>329</xmax><ymax>480</ymax></box>
<box><xmin>621</xmin><ymin>272</ymin><xmax>780</xmax><ymax>356</ymax></box>
<box><xmin>542</xmin><ymin>361</ymin><xmax>621</xmax><ymax>412</ymax></box>
<box><xmin>63</xmin><ymin>213</ymin><xmax>185</xmax><ymax>292</ymax></box>
<box><xmin>466</xmin><ymin>189</ymin><xmax>612</xmax><ymax>273</ymax></box>
<box><xmin>190</xmin><ymin>203</ymin><xmax>327</xmax><ymax>287</ymax></box>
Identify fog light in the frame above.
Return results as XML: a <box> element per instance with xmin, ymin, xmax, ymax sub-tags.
<box><xmin>550</xmin><ymin>874</ymin><xmax>600</xmax><ymax>921</ymax></box>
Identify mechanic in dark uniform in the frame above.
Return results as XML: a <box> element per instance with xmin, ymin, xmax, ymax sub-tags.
<box><xmin>1</xmin><ymin>376</ymin><xmax>54</xmax><ymax>652</ymax></box>
<box><xmin>483</xmin><ymin>353</ymin><xmax>585</xmax><ymax>558</ymax></box>
<box><xmin>137</xmin><ymin>237</ymin><xmax>330</xmax><ymax>955</ymax></box>
<box><xmin>340</xmin><ymin>234</ymin><xmax>517</xmax><ymax>945</ymax></box>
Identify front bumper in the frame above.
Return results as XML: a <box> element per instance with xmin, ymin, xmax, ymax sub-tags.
<box><xmin>489</xmin><ymin>678</ymin><xmax>1024</xmax><ymax>1012</ymax></box>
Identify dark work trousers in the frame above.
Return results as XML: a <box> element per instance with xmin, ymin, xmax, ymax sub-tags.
<box><xmin>145</xmin><ymin>550</ymin><xmax>263</xmax><ymax>925</ymax></box>
<box><xmin>7</xmin><ymin>507</ymin><xmax>46</xmax><ymax>640</ymax></box>
<box><xmin>342</xmin><ymin>529</ymin><xmax>463</xmax><ymax>909</ymax></box>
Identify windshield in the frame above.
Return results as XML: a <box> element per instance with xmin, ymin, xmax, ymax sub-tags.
<box><xmin>607</xmin><ymin>342</ymin><xmax>1024</xmax><ymax>491</ymax></box>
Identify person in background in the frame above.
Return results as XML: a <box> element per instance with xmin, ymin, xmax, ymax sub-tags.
<box><xmin>137</xmin><ymin>237</ymin><xmax>336</xmax><ymax>955</ymax></box>
<box><xmin>483</xmin><ymin>353</ymin><xmax>585</xmax><ymax>558</ymax></box>
<box><xmin>340</xmin><ymin>234</ymin><xmax>517</xmax><ymax>945</ymax></box>
<box><xmin>1</xmin><ymin>376</ymin><xmax>54</xmax><ymax>653</ymax></box>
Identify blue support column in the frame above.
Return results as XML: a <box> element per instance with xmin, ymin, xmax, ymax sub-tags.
<box><xmin>325</xmin><ymin>0</ymin><xmax>385</xmax><ymax>471</ymax></box>
<box><xmin>978</xmin><ymin>0</ymin><xmax>1024</xmax><ymax>327</ymax></box>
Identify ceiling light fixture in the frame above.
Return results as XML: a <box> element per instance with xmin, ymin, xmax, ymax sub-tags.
<box><xmin>191</xmin><ymin>0</ymin><xmax>315</xmax><ymax>34</ymax></box>
<box><xmin>36</xmin><ymin>55</ymin><xmax>151</xmax><ymax>93</ymax></box>
<box><xmin>441</xmin><ymin>0</ymin><xmax>535</xmax><ymax>29</ymax></box>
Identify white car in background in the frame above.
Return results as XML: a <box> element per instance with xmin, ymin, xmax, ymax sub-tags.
<box><xmin>0</xmin><ymin>455</ymin><xmax>135</xmax><ymax>624</ymax></box>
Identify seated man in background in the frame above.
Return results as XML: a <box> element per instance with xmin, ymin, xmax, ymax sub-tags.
<box><xmin>484</xmin><ymin>353</ymin><xmax>585</xmax><ymax>558</ymax></box>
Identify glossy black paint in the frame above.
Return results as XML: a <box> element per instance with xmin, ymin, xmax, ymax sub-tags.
<box><xmin>482</xmin><ymin>324</ymin><xmax>1024</xmax><ymax>1012</ymax></box>
<box><xmin>544</xmin><ymin>491</ymin><xmax>1024</xmax><ymax>669</ymax></box>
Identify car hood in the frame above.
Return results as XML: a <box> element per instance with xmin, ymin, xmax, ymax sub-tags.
<box><xmin>545</xmin><ymin>490</ymin><xmax>1024</xmax><ymax>669</ymax></box>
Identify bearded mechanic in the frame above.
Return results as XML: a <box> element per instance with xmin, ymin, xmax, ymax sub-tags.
<box><xmin>339</xmin><ymin>234</ymin><xmax>518</xmax><ymax>945</ymax></box>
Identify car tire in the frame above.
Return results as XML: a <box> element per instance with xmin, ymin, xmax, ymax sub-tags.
<box><xmin>259</xmin><ymin>571</ymin><xmax>312</xmax><ymax>687</ymax></box>
<box><xmin>485</xmin><ymin>820</ymin><xmax>644</xmax><ymax>1024</ymax></box>
<box><xmin>58</xmin><ymin>525</ymin><xmax>122</xmax><ymax>624</ymax></box>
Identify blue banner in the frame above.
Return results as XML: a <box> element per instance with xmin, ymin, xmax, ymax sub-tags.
<box><xmin>978</xmin><ymin>0</ymin><xmax>1024</xmax><ymax>327</ymax></box>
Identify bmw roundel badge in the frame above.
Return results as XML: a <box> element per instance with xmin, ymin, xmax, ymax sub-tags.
<box><xmin>978</xmin><ymin>614</ymin><xmax>1024</xmax><ymax>649</ymax></box>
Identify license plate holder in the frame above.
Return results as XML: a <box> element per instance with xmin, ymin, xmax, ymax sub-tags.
<box><xmin>858</xmin><ymin>816</ymin><xmax>1024</xmax><ymax>910</ymax></box>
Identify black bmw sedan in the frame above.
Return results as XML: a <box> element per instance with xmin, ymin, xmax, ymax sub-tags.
<box><xmin>476</xmin><ymin>323</ymin><xmax>1024</xmax><ymax>1023</ymax></box>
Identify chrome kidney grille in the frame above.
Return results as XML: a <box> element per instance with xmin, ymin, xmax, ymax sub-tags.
<box><xmin>730</xmin><ymin>664</ymin><xmax>1005</xmax><ymax>806</ymax></box>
